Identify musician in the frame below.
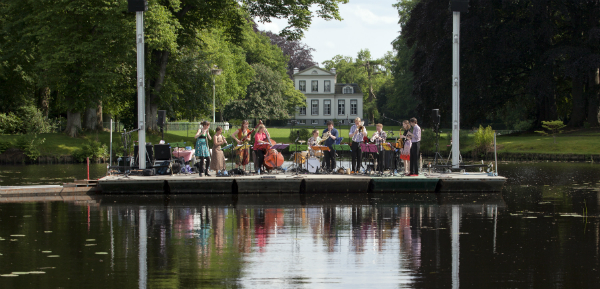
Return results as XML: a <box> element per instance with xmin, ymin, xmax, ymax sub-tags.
<box><xmin>399</xmin><ymin>120</ymin><xmax>412</xmax><ymax>175</ymax></box>
<box><xmin>194</xmin><ymin>121</ymin><xmax>212</xmax><ymax>177</ymax></box>
<box><xmin>253</xmin><ymin>124</ymin><xmax>269</xmax><ymax>174</ymax></box>
<box><xmin>371</xmin><ymin>123</ymin><xmax>387</xmax><ymax>172</ymax></box>
<box><xmin>408</xmin><ymin>117</ymin><xmax>421</xmax><ymax>176</ymax></box>
<box><xmin>307</xmin><ymin>129</ymin><xmax>321</xmax><ymax>147</ymax></box>
<box><xmin>349</xmin><ymin>117</ymin><xmax>367</xmax><ymax>173</ymax></box>
<box><xmin>231</xmin><ymin>120</ymin><xmax>251</xmax><ymax>170</ymax></box>
<box><xmin>322</xmin><ymin>121</ymin><xmax>338</xmax><ymax>171</ymax></box>
<box><xmin>210</xmin><ymin>126</ymin><xmax>227</xmax><ymax>173</ymax></box>
<box><xmin>307</xmin><ymin>129</ymin><xmax>321</xmax><ymax>157</ymax></box>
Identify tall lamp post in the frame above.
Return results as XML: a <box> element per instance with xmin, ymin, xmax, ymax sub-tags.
<box><xmin>211</xmin><ymin>65</ymin><xmax>222</xmax><ymax>124</ymax></box>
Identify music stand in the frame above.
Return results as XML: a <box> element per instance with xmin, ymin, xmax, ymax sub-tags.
<box><xmin>360</xmin><ymin>143</ymin><xmax>378</xmax><ymax>174</ymax></box>
<box><xmin>332</xmin><ymin>143</ymin><xmax>350</xmax><ymax>173</ymax></box>
<box><xmin>270</xmin><ymin>144</ymin><xmax>289</xmax><ymax>173</ymax></box>
<box><xmin>380</xmin><ymin>143</ymin><xmax>394</xmax><ymax>176</ymax></box>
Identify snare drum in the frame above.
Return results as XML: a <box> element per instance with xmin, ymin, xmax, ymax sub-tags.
<box><xmin>307</xmin><ymin>157</ymin><xmax>320</xmax><ymax>173</ymax></box>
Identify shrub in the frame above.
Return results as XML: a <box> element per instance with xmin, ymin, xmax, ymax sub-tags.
<box><xmin>288</xmin><ymin>128</ymin><xmax>311</xmax><ymax>143</ymax></box>
<box><xmin>0</xmin><ymin>112</ymin><xmax>21</xmax><ymax>134</ymax></box>
<box><xmin>420</xmin><ymin>129</ymin><xmax>436</xmax><ymax>153</ymax></box>
<box><xmin>0</xmin><ymin>141</ymin><xmax>13</xmax><ymax>154</ymax></box>
<box><xmin>473</xmin><ymin>125</ymin><xmax>494</xmax><ymax>153</ymax></box>
<box><xmin>72</xmin><ymin>140</ymin><xmax>108</xmax><ymax>163</ymax></box>
<box><xmin>15</xmin><ymin>134</ymin><xmax>46</xmax><ymax>160</ymax></box>
<box><xmin>0</xmin><ymin>105</ymin><xmax>58</xmax><ymax>134</ymax></box>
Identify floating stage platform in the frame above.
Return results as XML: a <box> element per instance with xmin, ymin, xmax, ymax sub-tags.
<box><xmin>95</xmin><ymin>172</ymin><xmax>506</xmax><ymax>194</ymax></box>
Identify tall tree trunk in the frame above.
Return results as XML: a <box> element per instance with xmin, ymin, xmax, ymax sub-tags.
<box><xmin>147</xmin><ymin>50</ymin><xmax>170</xmax><ymax>132</ymax></box>
<box><xmin>83</xmin><ymin>107</ymin><xmax>97</xmax><ymax>131</ymax></box>
<box><xmin>568</xmin><ymin>77</ymin><xmax>586</xmax><ymax>127</ymax></box>
<box><xmin>96</xmin><ymin>101</ymin><xmax>103</xmax><ymax>130</ymax></box>
<box><xmin>65</xmin><ymin>111</ymin><xmax>81</xmax><ymax>137</ymax></box>
<box><xmin>37</xmin><ymin>87</ymin><xmax>50</xmax><ymax>119</ymax></box>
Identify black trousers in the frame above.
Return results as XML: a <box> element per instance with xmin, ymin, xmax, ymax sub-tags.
<box><xmin>376</xmin><ymin>149</ymin><xmax>385</xmax><ymax>172</ymax></box>
<box><xmin>255</xmin><ymin>149</ymin><xmax>265</xmax><ymax>172</ymax></box>
<box><xmin>410</xmin><ymin>141</ymin><xmax>420</xmax><ymax>175</ymax></box>
<box><xmin>197</xmin><ymin>157</ymin><xmax>210</xmax><ymax>173</ymax></box>
<box><xmin>351</xmin><ymin>141</ymin><xmax>362</xmax><ymax>172</ymax></box>
<box><xmin>323</xmin><ymin>149</ymin><xmax>336</xmax><ymax>171</ymax></box>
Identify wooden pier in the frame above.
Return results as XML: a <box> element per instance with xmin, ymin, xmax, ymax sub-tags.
<box><xmin>96</xmin><ymin>172</ymin><xmax>506</xmax><ymax>194</ymax></box>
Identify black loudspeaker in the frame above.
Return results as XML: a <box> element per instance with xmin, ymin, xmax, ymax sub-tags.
<box><xmin>450</xmin><ymin>0</ymin><xmax>469</xmax><ymax>13</ymax></box>
<box><xmin>432</xmin><ymin>109</ymin><xmax>440</xmax><ymax>124</ymax></box>
<box><xmin>154</xmin><ymin>144</ymin><xmax>171</xmax><ymax>161</ymax></box>
<box><xmin>133</xmin><ymin>144</ymin><xmax>153</xmax><ymax>166</ymax></box>
<box><xmin>157</xmin><ymin>110</ymin><xmax>166</xmax><ymax>128</ymax></box>
<box><xmin>128</xmin><ymin>0</ymin><xmax>148</xmax><ymax>13</ymax></box>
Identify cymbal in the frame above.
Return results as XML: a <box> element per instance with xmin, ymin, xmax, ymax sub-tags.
<box><xmin>298</xmin><ymin>140</ymin><xmax>306</xmax><ymax>144</ymax></box>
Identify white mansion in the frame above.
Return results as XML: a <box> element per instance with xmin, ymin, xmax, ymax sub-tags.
<box><xmin>293</xmin><ymin>66</ymin><xmax>363</xmax><ymax>125</ymax></box>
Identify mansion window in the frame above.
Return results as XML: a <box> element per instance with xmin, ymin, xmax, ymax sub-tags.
<box><xmin>350</xmin><ymin>99</ymin><xmax>358</xmax><ymax>115</ymax></box>
<box><xmin>343</xmin><ymin>86</ymin><xmax>353</xmax><ymax>94</ymax></box>
<box><xmin>311</xmin><ymin>100</ymin><xmax>319</xmax><ymax>115</ymax></box>
<box><xmin>311</xmin><ymin>80</ymin><xmax>318</xmax><ymax>92</ymax></box>
<box><xmin>299</xmin><ymin>107</ymin><xmax>306</xmax><ymax>115</ymax></box>
<box><xmin>299</xmin><ymin>80</ymin><xmax>306</xmax><ymax>92</ymax></box>
<box><xmin>324</xmin><ymin>80</ymin><xmax>331</xmax><ymax>92</ymax></box>
<box><xmin>299</xmin><ymin>120</ymin><xmax>306</xmax><ymax>124</ymax></box>
<box><xmin>312</xmin><ymin>119</ymin><xmax>319</xmax><ymax>125</ymax></box>
<box><xmin>338</xmin><ymin>100</ymin><xmax>345</xmax><ymax>115</ymax></box>
<box><xmin>323</xmin><ymin>100</ymin><xmax>331</xmax><ymax>115</ymax></box>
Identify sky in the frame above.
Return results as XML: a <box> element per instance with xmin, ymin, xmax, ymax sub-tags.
<box><xmin>255</xmin><ymin>0</ymin><xmax>401</xmax><ymax>65</ymax></box>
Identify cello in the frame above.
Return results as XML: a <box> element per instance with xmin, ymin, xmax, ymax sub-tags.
<box><xmin>263</xmin><ymin>128</ymin><xmax>284</xmax><ymax>170</ymax></box>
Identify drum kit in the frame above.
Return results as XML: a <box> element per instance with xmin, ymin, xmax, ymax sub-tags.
<box><xmin>289</xmin><ymin>140</ymin><xmax>329</xmax><ymax>173</ymax></box>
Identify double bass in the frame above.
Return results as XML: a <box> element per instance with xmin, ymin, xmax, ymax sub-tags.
<box><xmin>263</xmin><ymin>128</ymin><xmax>284</xmax><ymax>170</ymax></box>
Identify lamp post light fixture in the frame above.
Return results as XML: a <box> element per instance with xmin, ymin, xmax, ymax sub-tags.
<box><xmin>210</xmin><ymin>65</ymin><xmax>222</xmax><ymax>124</ymax></box>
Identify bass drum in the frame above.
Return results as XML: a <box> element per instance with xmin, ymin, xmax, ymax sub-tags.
<box><xmin>306</xmin><ymin>157</ymin><xmax>320</xmax><ymax>173</ymax></box>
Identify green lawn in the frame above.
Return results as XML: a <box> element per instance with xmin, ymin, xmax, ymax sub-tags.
<box><xmin>496</xmin><ymin>131</ymin><xmax>600</xmax><ymax>154</ymax></box>
<box><xmin>1</xmin><ymin>127</ymin><xmax>599</xmax><ymax>158</ymax></box>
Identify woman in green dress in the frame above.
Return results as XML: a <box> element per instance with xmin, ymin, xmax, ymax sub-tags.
<box><xmin>195</xmin><ymin>121</ymin><xmax>212</xmax><ymax>176</ymax></box>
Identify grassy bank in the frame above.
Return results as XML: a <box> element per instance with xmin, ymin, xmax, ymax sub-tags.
<box><xmin>1</xmin><ymin>127</ymin><xmax>599</xmax><ymax>160</ymax></box>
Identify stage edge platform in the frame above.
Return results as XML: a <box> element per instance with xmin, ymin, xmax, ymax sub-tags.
<box><xmin>96</xmin><ymin>173</ymin><xmax>506</xmax><ymax>194</ymax></box>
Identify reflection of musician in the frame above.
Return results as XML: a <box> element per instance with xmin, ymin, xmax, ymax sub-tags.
<box><xmin>322</xmin><ymin>121</ymin><xmax>338</xmax><ymax>171</ymax></box>
<box><xmin>371</xmin><ymin>123</ymin><xmax>387</xmax><ymax>172</ymax></box>
<box><xmin>231</xmin><ymin>120</ymin><xmax>251</xmax><ymax>170</ymax></box>
<box><xmin>349</xmin><ymin>117</ymin><xmax>367</xmax><ymax>173</ymax></box>
<box><xmin>253</xmin><ymin>124</ymin><xmax>268</xmax><ymax>174</ymax></box>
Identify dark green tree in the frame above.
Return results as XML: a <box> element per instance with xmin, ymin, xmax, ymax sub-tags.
<box><xmin>224</xmin><ymin>63</ymin><xmax>289</xmax><ymax>120</ymax></box>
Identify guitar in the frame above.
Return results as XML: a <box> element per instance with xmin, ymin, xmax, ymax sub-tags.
<box><xmin>240</xmin><ymin>120</ymin><xmax>263</xmax><ymax>145</ymax></box>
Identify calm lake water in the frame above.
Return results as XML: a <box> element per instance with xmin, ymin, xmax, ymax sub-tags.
<box><xmin>0</xmin><ymin>162</ymin><xmax>599</xmax><ymax>288</ymax></box>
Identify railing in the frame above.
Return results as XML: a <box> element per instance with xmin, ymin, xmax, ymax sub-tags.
<box><xmin>165</xmin><ymin>122</ymin><xmax>230</xmax><ymax>132</ymax></box>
